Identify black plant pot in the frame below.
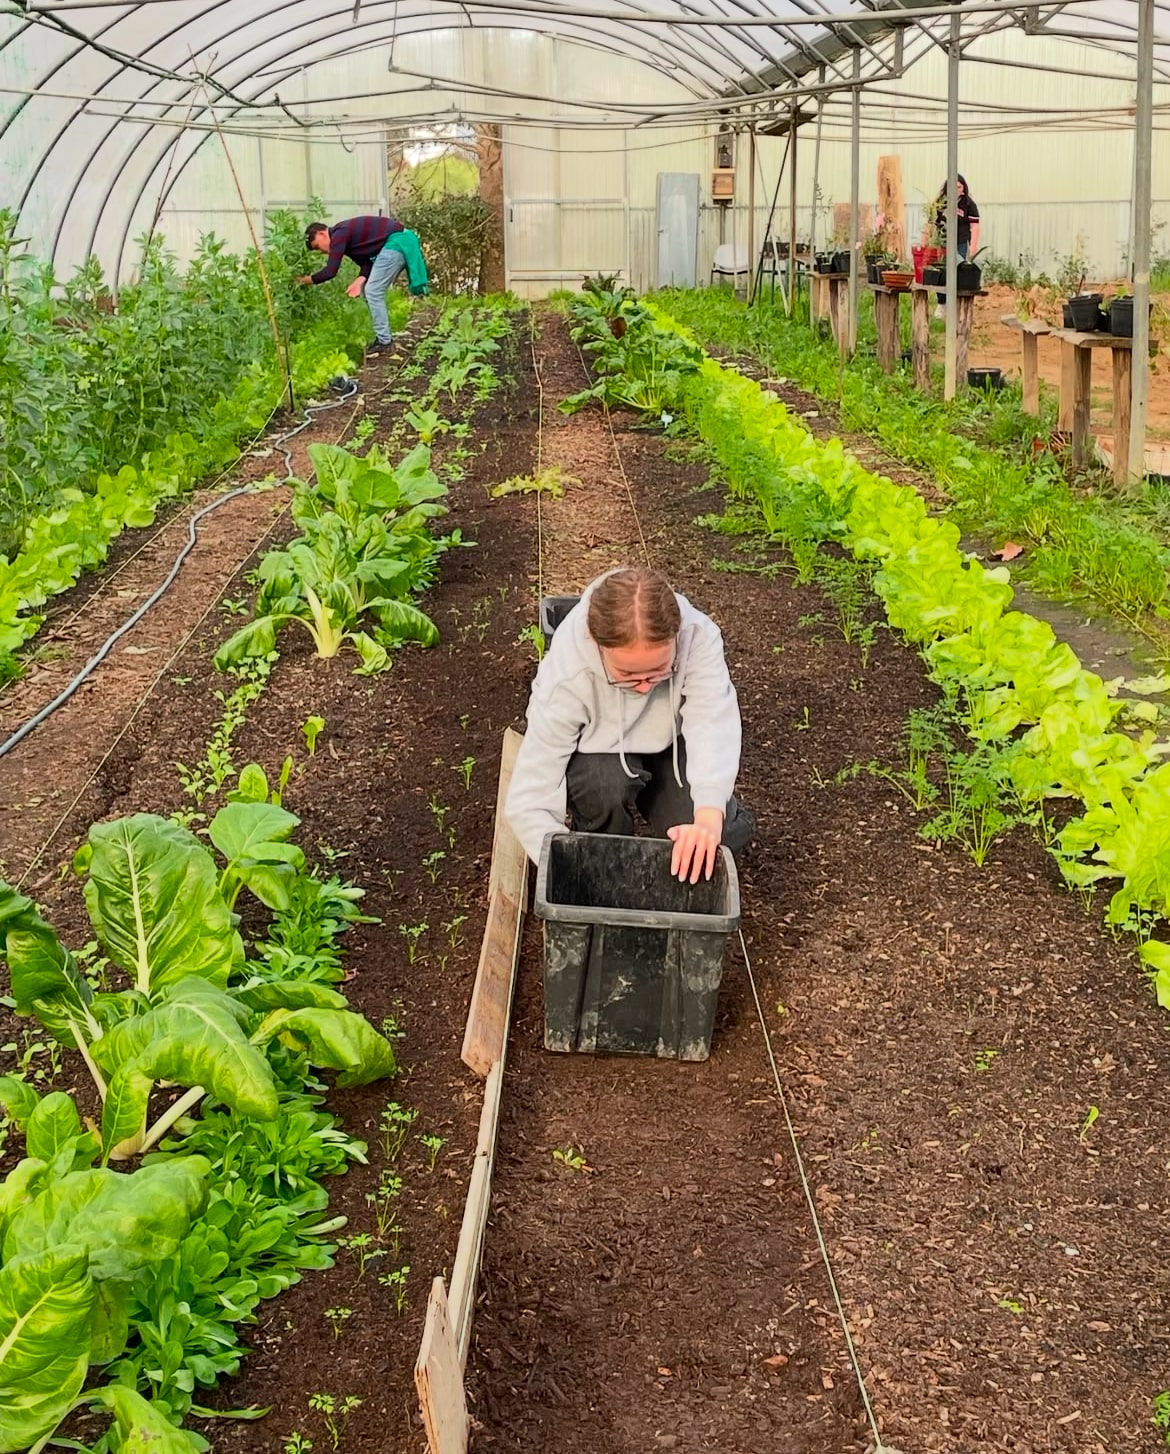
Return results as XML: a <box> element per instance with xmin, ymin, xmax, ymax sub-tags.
<box><xmin>1062</xmin><ymin>303</ymin><xmax>1075</xmax><ymax>328</ymax></box>
<box><xmin>922</xmin><ymin>265</ymin><xmax>946</xmax><ymax>287</ymax></box>
<box><xmin>814</xmin><ymin>253</ymin><xmax>833</xmax><ymax>274</ymax></box>
<box><xmin>955</xmin><ymin>261</ymin><xmax>982</xmax><ymax>292</ymax></box>
<box><xmin>968</xmin><ymin>367</ymin><xmax>1004</xmax><ymax>391</ymax></box>
<box><xmin>1067</xmin><ymin>292</ymin><xmax>1104</xmax><ymax>330</ymax></box>
<box><xmin>866</xmin><ymin>259</ymin><xmax>884</xmax><ymax>284</ymax></box>
<box><xmin>1096</xmin><ymin>307</ymin><xmax>1111</xmax><ymax>332</ymax></box>
<box><xmin>1108</xmin><ymin>297</ymin><xmax>1151</xmax><ymax>337</ymax></box>
<box><xmin>830</xmin><ymin>251</ymin><xmax>852</xmax><ymax>275</ymax></box>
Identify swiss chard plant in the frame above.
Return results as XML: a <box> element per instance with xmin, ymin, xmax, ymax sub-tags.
<box><xmin>215</xmin><ymin>443</ymin><xmax>458</xmax><ymax>674</ymax></box>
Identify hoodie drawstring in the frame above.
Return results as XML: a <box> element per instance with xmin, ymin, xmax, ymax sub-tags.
<box><xmin>617</xmin><ymin>687</ymin><xmax>636</xmax><ymax>779</ymax></box>
<box><xmin>669</xmin><ymin>672</ymin><xmax>683</xmax><ymax>788</ymax></box>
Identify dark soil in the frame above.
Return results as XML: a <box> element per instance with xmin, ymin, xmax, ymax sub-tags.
<box><xmin>1</xmin><ymin>303</ymin><xmax>1168</xmax><ymax>1454</ymax></box>
<box><xmin>466</xmin><ymin>311</ymin><xmax>1170</xmax><ymax>1454</ymax></box>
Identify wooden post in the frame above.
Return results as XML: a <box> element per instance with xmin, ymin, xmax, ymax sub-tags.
<box><xmin>1058</xmin><ymin>341</ymin><xmax>1077</xmax><ymax>431</ymax></box>
<box><xmin>475</xmin><ymin>123</ymin><xmax>506</xmax><ymax>294</ymax></box>
<box><xmin>1022</xmin><ymin>331</ymin><xmax>1040</xmax><ymax>414</ymax></box>
<box><xmin>874</xmin><ymin>289</ymin><xmax>900</xmax><ymax>373</ymax></box>
<box><xmin>876</xmin><ymin>155</ymin><xmax>906</xmax><ymax>262</ymax></box>
<box><xmin>1071</xmin><ymin>343</ymin><xmax>1093</xmax><ymax>466</ymax></box>
<box><xmin>1112</xmin><ymin>345</ymin><xmax>1133</xmax><ymax>487</ymax></box>
<box><xmin>911</xmin><ymin>288</ymin><xmax>931</xmax><ymax>391</ymax></box>
<box><xmin>811</xmin><ymin>272</ymin><xmax>829</xmax><ymax>322</ymax></box>
<box><xmin>828</xmin><ymin>278</ymin><xmax>848</xmax><ymax>356</ymax></box>
<box><xmin>956</xmin><ymin>294</ymin><xmax>974</xmax><ymax>390</ymax></box>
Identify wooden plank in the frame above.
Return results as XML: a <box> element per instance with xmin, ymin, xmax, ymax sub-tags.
<box><xmin>461</xmin><ymin>890</ymin><xmax>522</xmax><ymax>1077</ymax></box>
<box><xmin>1000</xmin><ymin>313</ymin><xmax>1050</xmax><ymax>337</ymax></box>
<box><xmin>1058</xmin><ymin>340</ymin><xmax>1076</xmax><ymax>430</ymax></box>
<box><xmin>874</xmin><ymin>289</ymin><xmax>900</xmax><ymax>374</ymax></box>
<box><xmin>487</xmin><ymin>728</ymin><xmax>526</xmax><ymax>905</ymax></box>
<box><xmin>448</xmin><ymin>1061</ymin><xmax>505</xmax><ymax>1367</ymax></box>
<box><xmin>1071</xmin><ymin>343</ymin><xmax>1093</xmax><ymax>467</ymax></box>
<box><xmin>1051</xmin><ymin>327</ymin><xmax>1132</xmax><ymax>350</ymax></box>
<box><xmin>911</xmin><ymin>287</ymin><xmax>931</xmax><ymax>392</ymax></box>
<box><xmin>876</xmin><ymin>154</ymin><xmax>905</xmax><ymax>262</ymax></box>
<box><xmin>415</xmin><ymin>1279</ymin><xmax>468</xmax><ymax>1454</ymax></box>
<box><xmin>1112</xmin><ymin>345</ymin><xmax>1133</xmax><ymax>487</ymax></box>
<box><xmin>1021</xmin><ymin>330</ymin><xmax>1040</xmax><ymax>415</ymax></box>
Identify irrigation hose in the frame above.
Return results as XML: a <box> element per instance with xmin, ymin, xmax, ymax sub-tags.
<box><xmin>0</xmin><ymin>376</ymin><xmax>359</xmax><ymax>763</ymax></box>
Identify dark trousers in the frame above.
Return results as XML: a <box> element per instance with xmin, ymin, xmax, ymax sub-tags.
<box><xmin>565</xmin><ymin>742</ymin><xmax>754</xmax><ymax>853</ymax></box>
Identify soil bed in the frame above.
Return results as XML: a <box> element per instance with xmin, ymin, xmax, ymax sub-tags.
<box><xmin>467</xmin><ymin>309</ymin><xmax>1170</xmax><ymax>1454</ymax></box>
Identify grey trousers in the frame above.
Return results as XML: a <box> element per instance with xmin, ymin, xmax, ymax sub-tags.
<box><xmin>565</xmin><ymin>741</ymin><xmax>754</xmax><ymax>853</ymax></box>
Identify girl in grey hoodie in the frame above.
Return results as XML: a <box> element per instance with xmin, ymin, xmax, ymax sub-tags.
<box><xmin>505</xmin><ymin>567</ymin><xmax>753</xmax><ymax>883</ymax></box>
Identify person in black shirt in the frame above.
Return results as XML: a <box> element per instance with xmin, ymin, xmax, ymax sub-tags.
<box><xmin>926</xmin><ymin>175</ymin><xmax>980</xmax><ymax>259</ymax></box>
<box><xmin>297</xmin><ymin>216</ymin><xmax>407</xmax><ymax>353</ymax></box>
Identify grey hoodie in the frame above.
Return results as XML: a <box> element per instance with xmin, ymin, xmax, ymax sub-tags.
<box><xmin>505</xmin><ymin>579</ymin><xmax>742</xmax><ymax>864</ymax></box>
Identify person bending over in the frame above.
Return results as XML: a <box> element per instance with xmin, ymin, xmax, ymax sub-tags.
<box><xmin>506</xmin><ymin>566</ymin><xmax>754</xmax><ymax>884</ymax></box>
<box><xmin>298</xmin><ymin>215</ymin><xmax>408</xmax><ymax>355</ymax></box>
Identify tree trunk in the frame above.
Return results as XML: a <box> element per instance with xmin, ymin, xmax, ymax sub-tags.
<box><xmin>476</xmin><ymin>124</ymin><xmax>506</xmax><ymax>295</ymax></box>
<box><xmin>877</xmin><ymin>155</ymin><xmax>905</xmax><ymax>261</ymax></box>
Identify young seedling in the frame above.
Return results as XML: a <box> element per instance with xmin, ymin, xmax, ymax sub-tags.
<box><xmin>308</xmin><ymin>1393</ymin><xmax>362</xmax><ymax>1452</ymax></box>
<box><xmin>398</xmin><ymin>921</ymin><xmax>428</xmax><ymax>965</ymax></box>
<box><xmin>1079</xmin><ymin>1105</ymin><xmax>1100</xmax><ymax>1142</ymax></box>
<box><xmin>378</xmin><ymin>1264</ymin><xmax>411</xmax><ymax>1316</ymax></box>
<box><xmin>379</xmin><ymin>1101</ymin><xmax>419</xmax><ymax>1160</ymax></box>
<box><xmin>302</xmin><ymin>715</ymin><xmax>326</xmax><ymax>756</ymax></box>
<box><xmin>418</xmin><ymin>1132</ymin><xmax>445</xmax><ymax>1172</ymax></box>
<box><xmin>974</xmin><ymin>1048</ymin><xmax>999</xmax><ymax>1073</ymax></box>
<box><xmin>336</xmin><ymin>1232</ymin><xmax>386</xmax><ymax>1280</ymax></box>
<box><xmin>324</xmin><ymin>1307</ymin><xmax>353</xmax><ymax>1340</ymax></box>
<box><xmin>427</xmin><ymin>794</ymin><xmax>450</xmax><ymax>834</ymax></box>
<box><xmin>442</xmin><ymin>914</ymin><xmax>468</xmax><ymax>948</ymax></box>
<box><xmin>517</xmin><ymin>623</ymin><xmax>547</xmax><ymax>661</ymax></box>
<box><xmin>454</xmin><ymin>756</ymin><xmax>475</xmax><ymax>790</ymax></box>
<box><xmin>283</xmin><ymin>1433</ymin><xmax>313</xmax><ymax>1454</ymax></box>
<box><xmin>421</xmin><ymin>850</ymin><xmax>446</xmax><ymax>884</ymax></box>
<box><xmin>552</xmin><ymin>1146</ymin><xmax>592</xmax><ymax>1172</ymax></box>
<box><xmin>367</xmin><ymin>1170</ymin><xmax>403</xmax><ymax>1242</ymax></box>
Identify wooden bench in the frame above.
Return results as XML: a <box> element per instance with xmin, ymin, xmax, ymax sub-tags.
<box><xmin>810</xmin><ymin>271</ymin><xmax>850</xmax><ymax>356</ymax></box>
<box><xmin>1049</xmin><ymin>327</ymin><xmax>1133</xmax><ymax>484</ymax></box>
<box><xmin>909</xmin><ymin>284</ymin><xmax>986</xmax><ymax>393</ymax></box>
<box><xmin>1000</xmin><ymin>314</ymin><xmax>1051</xmax><ymax>415</ymax></box>
<box><xmin>868</xmin><ymin>283</ymin><xmax>910</xmax><ymax>373</ymax></box>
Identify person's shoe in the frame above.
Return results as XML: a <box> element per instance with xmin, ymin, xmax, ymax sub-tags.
<box><xmin>365</xmin><ymin>340</ymin><xmax>393</xmax><ymax>357</ymax></box>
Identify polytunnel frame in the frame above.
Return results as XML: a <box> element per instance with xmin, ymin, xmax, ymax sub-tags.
<box><xmin>2</xmin><ymin>0</ymin><xmax>1167</xmax><ymax>479</ymax></box>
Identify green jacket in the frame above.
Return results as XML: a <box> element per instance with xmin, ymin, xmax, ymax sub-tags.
<box><xmin>384</xmin><ymin>229</ymin><xmax>429</xmax><ymax>296</ymax></box>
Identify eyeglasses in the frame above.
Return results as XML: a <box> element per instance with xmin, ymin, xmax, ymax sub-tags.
<box><xmin>601</xmin><ymin>646</ymin><xmax>676</xmax><ymax>690</ymax></box>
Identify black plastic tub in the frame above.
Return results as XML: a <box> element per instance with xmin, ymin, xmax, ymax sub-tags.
<box><xmin>955</xmin><ymin>261</ymin><xmax>982</xmax><ymax>292</ymax></box>
<box><xmin>539</xmin><ymin>594</ymin><xmax>581</xmax><ymax>641</ymax></box>
<box><xmin>922</xmin><ymin>265</ymin><xmax>946</xmax><ymax>287</ymax></box>
<box><xmin>535</xmin><ymin>832</ymin><xmax>741</xmax><ymax>1061</ymax></box>
<box><xmin>830</xmin><ymin>251</ymin><xmax>852</xmax><ymax>275</ymax></box>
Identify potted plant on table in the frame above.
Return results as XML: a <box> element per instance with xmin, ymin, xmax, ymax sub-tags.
<box><xmin>829</xmin><ymin>224</ymin><xmax>852</xmax><ymax>276</ymax></box>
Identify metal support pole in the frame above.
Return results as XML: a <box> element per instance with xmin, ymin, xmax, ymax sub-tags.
<box><xmin>809</xmin><ymin>65</ymin><xmax>825</xmax><ymax>333</ymax></box>
<box><xmin>848</xmin><ymin>49</ymin><xmax>860</xmax><ymax>354</ymax></box>
<box><xmin>1128</xmin><ymin>0</ymin><xmax>1153</xmax><ymax>486</ymax></box>
<box><xmin>752</xmin><ymin>130</ymin><xmax>790</xmax><ymax>308</ymax></box>
<box><xmin>788</xmin><ymin>107</ymin><xmax>799</xmax><ymax>316</ymax></box>
<box><xmin>747</xmin><ymin>123</ymin><xmax>757</xmax><ymax>304</ymax></box>
<box><xmin>944</xmin><ymin>6</ymin><xmax>960</xmax><ymax>400</ymax></box>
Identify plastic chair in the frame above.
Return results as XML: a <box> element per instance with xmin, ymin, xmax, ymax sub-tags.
<box><xmin>709</xmin><ymin>243</ymin><xmax>750</xmax><ymax>289</ymax></box>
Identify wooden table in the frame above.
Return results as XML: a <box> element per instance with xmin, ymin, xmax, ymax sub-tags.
<box><xmin>1049</xmin><ymin>327</ymin><xmax>1133</xmax><ymax>482</ymax></box>
<box><xmin>909</xmin><ymin>284</ymin><xmax>986</xmax><ymax>392</ymax></box>
<box><xmin>810</xmin><ymin>271</ymin><xmax>850</xmax><ymax>356</ymax></box>
<box><xmin>1000</xmin><ymin>314</ymin><xmax>1051</xmax><ymax>415</ymax></box>
<box><xmin>868</xmin><ymin>284</ymin><xmax>910</xmax><ymax>373</ymax></box>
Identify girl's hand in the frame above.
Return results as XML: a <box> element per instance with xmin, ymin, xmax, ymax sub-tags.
<box><xmin>667</xmin><ymin>807</ymin><xmax>725</xmax><ymax>883</ymax></box>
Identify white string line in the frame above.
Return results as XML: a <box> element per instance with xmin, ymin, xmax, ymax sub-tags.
<box><xmin>528</xmin><ymin>307</ymin><xmax>546</xmax><ymax>611</ymax></box>
<box><xmin>737</xmin><ymin>925</ymin><xmax>893</xmax><ymax>1454</ymax></box>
